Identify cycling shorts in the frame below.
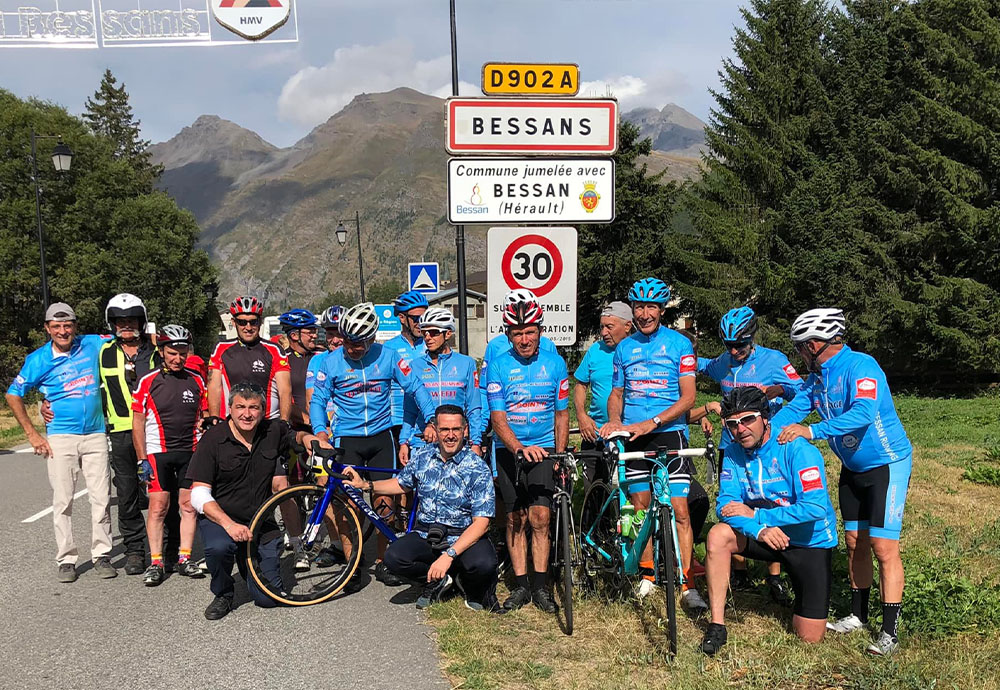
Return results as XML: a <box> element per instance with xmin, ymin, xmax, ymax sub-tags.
<box><xmin>495</xmin><ymin>447</ymin><xmax>555</xmax><ymax>511</ymax></box>
<box><xmin>839</xmin><ymin>461</ymin><xmax>911</xmax><ymax>540</ymax></box>
<box><xmin>623</xmin><ymin>430</ymin><xmax>691</xmax><ymax>498</ymax></box>
<box><xmin>740</xmin><ymin>538</ymin><xmax>832</xmax><ymax>619</ymax></box>
<box><xmin>148</xmin><ymin>451</ymin><xmax>193</xmax><ymax>493</ymax></box>
<box><xmin>338</xmin><ymin>429</ymin><xmax>398</xmax><ymax>478</ymax></box>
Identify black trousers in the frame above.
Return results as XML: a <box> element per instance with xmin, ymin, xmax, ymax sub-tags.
<box><xmin>384</xmin><ymin>532</ymin><xmax>497</xmax><ymax>605</ymax></box>
<box><xmin>198</xmin><ymin>518</ymin><xmax>280</xmax><ymax>607</ymax></box>
<box><xmin>109</xmin><ymin>431</ymin><xmax>180</xmax><ymax>557</ymax></box>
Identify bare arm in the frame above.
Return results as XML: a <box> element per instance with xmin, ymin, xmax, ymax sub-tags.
<box><xmin>343</xmin><ymin>469</ymin><xmax>406</xmax><ymax>496</ymax></box>
<box><xmin>5</xmin><ymin>393</ymin><xmax>49</xmax><ymax>457</ymax></box>
<box><xmin>207</xmin><ymin>370</ymin><xmax>222</xmax><ymax>418</ymax></box>
<box><xmin>573</xmin><ymin>382</ymin><xmax>597</xmax><ymax>442</ymax></box>
<box><xmin>131</xmin><ymin>410</ymin><xmax>147</xmax><ymax>460</ymax></box>
<box><xmin>554</xmin><ymin>409</ymin><xmax>569</xmax><ymax>453</ymax></box>
<box><xmin>606</xmin><ymin>387</ymin><xmax>624</xmax><ymax>426</ymax></box>
<box><xmin>275</xmin><ymin>370</ymin><xmax>292</xmax><ymax>421</ymax></box>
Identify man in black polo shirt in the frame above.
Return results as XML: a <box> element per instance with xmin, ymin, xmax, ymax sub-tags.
<box><xmin>187</xmin><ymin>382</ymin><xmax>319</xmax><ymax>620</ymax></box>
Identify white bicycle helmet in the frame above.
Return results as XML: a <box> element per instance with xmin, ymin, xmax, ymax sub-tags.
<box><xmin>418</xmin><ymin>306</ymin><xmax>455</xmax><ymax>332</ymax></box>
<box><xmin>105</xmin><ymin>293</ymin><xmax>147</xmax><ymax>331</ymax></box>
<box><xmin>790</xmin><ymin>308</ymin><xmax>846</xmax><ymax>343</ymax></box>
<box><xmin>504</xmin><ymin>288</ymin><xmax>538</xmax><ymax>306</ymax></box>
<box><xmin>339</xmin><ymin>302</ymin><xmax>380</xmax><ymax>342</ymax></box>
<box><xmin>158</xmin><ymin>324</ymin><xmax>192</xmax><ymax>347</ymax></box>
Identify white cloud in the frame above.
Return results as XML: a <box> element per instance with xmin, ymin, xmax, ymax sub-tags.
<box><xmin>579</xmin><ymin>71</ymin><xmax>690</xmax><ymax>110</ymax></box>
<box><xmin>278</xmin><ymin>39</ymin><xmax>468</xmax><ymax>128</ymax></box>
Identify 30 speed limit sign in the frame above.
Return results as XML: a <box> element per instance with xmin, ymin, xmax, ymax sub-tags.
<box><xmin>488</xmin><ymin>226</ymin><xmax>577</xmax><ymax>345</ymax></box>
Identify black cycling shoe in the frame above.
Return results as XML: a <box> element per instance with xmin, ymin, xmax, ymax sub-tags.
<box><xmin>314</xmin><ymin>546</ymin><xmax>344</xmax><ymax>568</ymax></box>
<box><xmin>503</xmin><ymin>586</ymin><xmax>533</xmax><ymax>612</ymax></box>
<box><xmin>142</xmin><ymin>564</ymin><xmax>164</xmax><ymax>587</ymax></box>
<box><xmin>531</xmin><ymin>588</ymin><xmax>557</xmax><ymax>614</ymax></box>
<box><xmin>701</xmin><ymin>622</ymin><xmax>728</xmax><ymax>656</ymax></box>
<box><xmin>767</xmin><ymin>576</ymin><xmax>792</xmax><ymax>606</ymax></box>
<box><xmin>124</xmin><ymin>553</ymin><xmax>145</xmax><ymax>576</ymax></box>
<box><xmin>204</xmin><ymin>595</ymin><xmax>233</xmax><ymax>621</ymax></box>
<box><xmin>416</xmin><ymin>575</ymin><xmax>453</xmax><ymax>610</ymax></box>
<box><xmin>730</xmin><ymin>569</ymin><xmax>753</xmax><ymax>591</ymax></box>
<box><xmin>374</xmin><ymin>561</ymin><xmax>406</xmax><ymax>587</ymax></box>
<box><xmin>175</xmin><ymin>560</ymin><xmax>206</xmax><ymax>578</ymax></box>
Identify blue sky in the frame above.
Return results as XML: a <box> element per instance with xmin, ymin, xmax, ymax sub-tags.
<box><xmin>2</xmin><ymin>1</ymin><xmax>747</xmax><ymax>147</ymax></box>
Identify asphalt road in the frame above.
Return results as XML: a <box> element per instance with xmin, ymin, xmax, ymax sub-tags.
<box><xmin>0</xmin><ymin>445</ymin><xmax>449</xmax><ymax>690</ymax></box>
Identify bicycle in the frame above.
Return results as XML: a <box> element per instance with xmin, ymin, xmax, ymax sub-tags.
<box><xmin>245</xmin><ymin>441</ymin><xmax>418</xmax><ymax>606</ymax></box>
<box><xmin>577</xmin><ymin>432</ymin><xmax>715</xmax><ymax>656</ymax></box>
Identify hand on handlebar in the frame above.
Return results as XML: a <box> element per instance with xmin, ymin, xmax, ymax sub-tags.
<box><xmin>341</xmin><ymin>466</ymin><xmax>365</xmax><ymax>489</ymax></box>
<box><xmin>700</xmin><ymin>416</ymin><xmax>714</xmax><ymax>436</ymax></box>
<box><xmin>398</xmin><ymin>442</ymin><xmax>410</xmax><ymax>466</ymax></box>
<box><xmin>517</xmin><ymin>445</ymin><xmax>548</xmax><ymax>463</ymax></box>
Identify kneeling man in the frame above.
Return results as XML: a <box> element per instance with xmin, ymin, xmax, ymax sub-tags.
<box><xmin>701</xmin><ymin>387</ymin><xmax>837</xmax><ymax>655</ymax></box>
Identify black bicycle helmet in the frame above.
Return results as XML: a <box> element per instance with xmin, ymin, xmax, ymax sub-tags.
<box><xmin>719</xmin><ymin>387</ymin><xmax>771</xmax><ymax>420</ymax></box>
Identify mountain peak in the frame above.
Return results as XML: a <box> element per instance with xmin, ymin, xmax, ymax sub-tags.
<box><xmin>622</xmin><ymin>103</ymin><xmax>706</xmax><ymax>157</ymax></box>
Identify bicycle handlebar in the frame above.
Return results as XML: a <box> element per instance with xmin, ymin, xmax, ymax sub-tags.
<box><xmin>307</xmin><ymin>441</ymin><xmax>353</xmax><ymax>481</ymax></box>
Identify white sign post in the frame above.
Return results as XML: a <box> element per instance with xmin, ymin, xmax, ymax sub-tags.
<box><xmin>448</xmin><ymin>157</ymin><xmax>614</xmax><ymax>225</ymax></box>
<box><xmin>488</xmin><ymin>227</ymin><xmax>577</xmax><ymax>345</ymax></box>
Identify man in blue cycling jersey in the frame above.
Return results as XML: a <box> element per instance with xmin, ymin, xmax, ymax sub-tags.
<box><xmin>400</xmin><ymin>307</ymin><xmax>482</xmax><ymax>463</ymax></box>
<box><xmin>700</xmin><ymin>387</ymin><xmax>838</xmax><ymax>655</ymax></box>
<box><xmin>309</xmin><ymin>302</ymin><xmax>438</xmax><ymax>586</ymax></box>
<box><xmin>486</xmin><ymin>295</ymin><xmax>569</xmax><ymax>613</ymax></box>
<box><xmin>385</xmin><ymin>291</ymin><xmax>428</xmax><ymax>451</ymax></box>
<box><xmin>773</xmin><ymin>308</ymin><xmax>912</xmax><ymax>656</ymax></box>
<box><xmin>600</xmin><ymin>278</ymin><xmax>705</xmax><ymax>607</ymax></box>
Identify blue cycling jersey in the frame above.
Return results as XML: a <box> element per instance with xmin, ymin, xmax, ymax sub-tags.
<box><xmin>308</xmin><ymin>342</ymin><xmax>436</xmax><ymax>439</ymax></box>
<box><xmin>612</xmin><ymin>326</ymin><xmax>696</xmax><ymax>433</ymax></box>
<box><xmin>7</xmin><ymin>335</ymin><xmax>109</xmax><ymax>435</ymax></box>
<box><xmin>305</xmin><ymin>350</ymin><xmax>336</xmax><ymax>432</ymax></box>
<box><xmin>718</xmin><ymin>434</ymin><xmax>838</xmax><ymax>548</ymax></box>
<box><xmin>485</xmin><ymin>348</ymin><xmax>569</xmax><ymax>448</ymax></box>
<box><xmin>401</xmin><ymin>349</ymin><xmax>483</xmax><ymax>446</ymax></box>
<box><xmin>384</xmin><ymin>334</ymin><xmax>426</xmax><ymax>427</ymax></box>
<box><xmin>699</xmin><ymin>345</ymin><xmax>805</xmax><ymax>449</ymax></box>
<box><xmin>770</xmin><ymin>345</ymin><xmax>913</xmax><ymax>472</ymax></box>
<box><xmin>479</xmin><ymin>333</ymin><xmax>557</xmax><ymax>424</ymax></box>
<box><xmin>573</xmin><ymin>341</ymin><xmax>615</xmax><ymax>426</ymax></box>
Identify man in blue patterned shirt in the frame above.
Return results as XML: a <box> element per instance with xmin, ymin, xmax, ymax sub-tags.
<box><xmin>344</xmin><ymin>404</ymin><xmax>498</xmax><ymax>611</ymax></box>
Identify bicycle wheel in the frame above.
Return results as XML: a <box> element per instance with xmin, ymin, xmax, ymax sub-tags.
<box><xmin>579</xmin><ymin>481</ymin><xmax>618</xmax><ymax>592</ymax></box>
<box><xmin>554</xmin><ymin>492</ymin><xmax>574</xmax><ymax>634</ymax></box>
<box><xmin>247</xmin><ymin>484</ymin><xmax>363</xmax><ymax>606</ymax></box>
<box><xmin>657</xmin><ymin>505</ymin><xmax>678</xmax><ymax>656</ymax></box>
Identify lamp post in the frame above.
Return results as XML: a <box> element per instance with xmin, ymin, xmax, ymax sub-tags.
<box><xmin>336</xmin><ymin>210</ymin><xmax>365</xmax><ymax>302</ymax></box>
<box><xmin>449</xmin><ymin>0</ymin><xmax>470</xmax><ymax>355</ymax></box>
<box><xmin>30</xmin><ymin>131</ymin><xmax>73</xmax><ymax>308</ymax></box>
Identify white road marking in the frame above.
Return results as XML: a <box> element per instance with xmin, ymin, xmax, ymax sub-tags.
<box><xmin>22</xmin><ymin>489</ymin><xmax>89</xmax><ymax>523</ymax></box>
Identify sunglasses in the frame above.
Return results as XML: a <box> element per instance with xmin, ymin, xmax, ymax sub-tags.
<box><xmin>724</xmin><ymin>340</ymin><xmax>753</xmax><ymax>350</ymax></box>
<box><xmin>421</xmin><ymin>329</ymin><xmax>446</xmax><ymax>338</ymax></box>
<box><xmin>235</xmin><ymin>318</ymin><xmax>260</xmax><ymax>327</ymax></box>
<box><xmin>723</xmin><ymin>412</ymin><xmax>762</xmax><ymax>432</ymax></box>
<box><xmin>230</xmin><ymin>381</ymin><xmax>265</xmax><ymax>396</ymax></box>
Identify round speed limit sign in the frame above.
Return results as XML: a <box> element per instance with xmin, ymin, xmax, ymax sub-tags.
<box><xmin>501</xmin><ymin>234</ymin><xmax>563</xmax><ymax>297</ymax></box>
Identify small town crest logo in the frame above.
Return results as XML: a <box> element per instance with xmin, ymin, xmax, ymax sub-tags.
<box><xmin>211</xmin><ymin>0</ymin><xmax>291</xmax><ymax>41</ymax></box>
<box><xmin>579</xmin><ymin>181</ymin><xmax>600</xmax><ymax>212</ymax></box>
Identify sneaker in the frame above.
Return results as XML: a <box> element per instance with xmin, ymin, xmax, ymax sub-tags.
<box><xmin>682</xmin><ymin>588</ymin><xmax>709</xmax><ymax>613</ymax></box>
<box><xmin>701</xmin><ymin>622</ymin><xmax>728</xmax><ymax>656</ymax></box>
<box><xmin>175</xmin><ymin>560</ymin><xmax>206</xmax><ymax>579</ymax></box>
<box><xmin>465</xmin><ymin>590</ymin><xmax>504</xmax><ymax>614</ymax></box>
<box><xmin>503</xmin><ymin>586</ymin><xmax>533</xmax><ymax>612</ymax></box>
<box><xmin>866</xmin><ymin>631</ymin><xmax>900</xmax><ymax>656</ymax></box>
<box><xmin>730</xmin><ymin>569</ymin><xmax>753</xmax><ymax>591</ymax></box>
<box><xmin>143</xmin><ymin>564</ymin><xmax>165</xmax><ymax>587</ymax></box>
<box><xmin>416</xmin><ymin>575</ymin><xmax>453</xmax><ymax>609</ymax></box>
<box><xmin>374</xmin><ymin>561</ymin><xmax>406</xmax><ymax>587</ymax></box>
<box><xmin>314</xmin><ymin>546</ymin><xmax>344</xmax><ymax>568</ymax></box>
<box><xmin>531</xmin><ymin>588</ymin><xmax>557</xmax><ymax>613</ymax></box>
<box><xmin>204</xmin><ymin>595</ymin><xmax>233</xmax><ymax>621</ymax></box>
<box><xmin>293</xmin><ymin>546</ymin><xmax>311</xmax><ymax>573</ymax></box>
<box><xmin>767</xmin><ymin>576</ymin><xmax>792</xmax><ymax>606</ymax></box>
<box><xmin>57</xmin><ymin>563</ymin><xmax>77</xmax><ymax>583</ymax></box>
<box><xmin>637</xmin><ymin>578</ymin><xmax>656</xmax><ymax>599</ymax></box>
<box><xmin>124</xmin><ymin>553</ymin><xmax>145</xmax><ymax>576</ymax></box>
<box><xmin>826</xmin><ymin>614</ymin><xmax>865</xmax><ymax>634</ymax></box>
<box><xmin>195</xmin><ymin>558</ymin><xmax>209</xmax><ymax>574</ymax></box>
<box><xmin>93</xmin><ymin>556</ymin><xmax>118</xmax><ymax>579</ymax></box>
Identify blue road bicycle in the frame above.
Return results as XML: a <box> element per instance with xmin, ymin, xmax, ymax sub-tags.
<box><xmin>578</xmin><ymin>432</ymin><xmax>715</xmax><ymax>655</ymax></box>
<box><xmin>246</xmin><ymin>441</ymin><xmax>417</xmax><ymax>606</ymax></box>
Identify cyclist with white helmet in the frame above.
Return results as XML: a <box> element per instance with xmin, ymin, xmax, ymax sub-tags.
<box><xmin>309</xmin><ymin>302</ymin><xmax>438</xmax><ymax>585</ymax></box>
<box><xmin>131</xmin><ymin>325</ymin><xmax>208</xmax><ymax>585</ymax></box>
<box><xmin>277</xmin><ymin>309</ymin><xmax>319</xmax><ymax>433</ymax></box>
<box><xmin>485</xmin><ymin>295</ymin><xmax>569</xmax><ymax>613</ymax></box>
<box><xmin>599</xmin><ymin>278</ymin><xmax>705</xmax><ymax>608</ymax></box>
<box><xmin>305</xmin><ymin>305</ymin><xmax>345</xmax><ymax>436</ymax></box>
<box><xmin>399</xmin><ymin>307</ymin><xmax>483</xmax><ymax>464</ymax></box>
<box><xmin>385</xmin><ymin>291</ymin><xmax>429</xmax><ymax>450</ymax></box>
<box><xmin>772</xmin><ymin>308</ymin><xmax>913</xmax><ymax>656</ymax></box>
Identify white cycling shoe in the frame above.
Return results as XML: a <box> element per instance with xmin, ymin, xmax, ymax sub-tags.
<box><xmin>637</xmin><ymin>579</ymin><xmax>656</xmax><ymax>599</ymax></box>
<box><xmin>866</xmin><ymin>631</ymin><xmax>900</xmax><ymax>656</ymax></box>
<box><xmin>682</xmin><ymin>588</ymin><xmax>709</xmax><ymax>612</ymax></box>
<box><xmin>826</xmin><ymin>614</ymin><xmax>865</xmax><ymax>633</ymax></box>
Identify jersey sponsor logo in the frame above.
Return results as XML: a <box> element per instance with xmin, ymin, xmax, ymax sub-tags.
<box><xmin>856</xmin><ymin>377</ymin><xmax>877</xmax><ymax>399</ymax></box>
<box><xmin>252</xmin><ymin>359</ymin><xmax>266</xmax><ymax>373</ymax></box>
<box><xmin>783</xmin><ymin>363</ymin><xmax>801</xmax><ymax>380</ymax></box>
<box><xmin>720</xmin><ymin>468</ymin><xmax>733</xmax><ymax>481</ymax></box>
<box><xmin>487</xmin><ymin>382</ymin><xmax>502</xmax><ymax>394</ymax></box>
<box><xmin>473</xmin><ymin>370</ymin><xmax>480</xmax><ymax>387</ymax></box>
<box><xmin>558</xmin><ymin>378</ymin><xmax>570</xmax><ymax>399</ymax></box>
<box><xmin>317</xmin><ymin>371</ymin><xmax>327</xmax><ymax>382</ymax></box>
<box><xmin>679</xmin><ymin>355</ymin><xmax>696</xmax><ymax>373</ymax></box>
<box><xmin>798</xmin><ymin>467</ymin><xmax>823</xmax><ymax>492</ymax></box>
<box><xmin>182</xmin><ymin>389</ymin><xmax>196</xmax><ymax>404</ymax></box>
<box><xmin>842</xmin><ymin>433</ymin><xmax>859</xmax><ymax>449</ymax></box>
<box><xmin>14</xmin><ymin>374</ymin><xmax>25</xmax><ymax>385</ymax></box>
<box><xmin>397</xmin><ymin>358</ymin><xmax>412</xmax><ymax>376</ymax></box>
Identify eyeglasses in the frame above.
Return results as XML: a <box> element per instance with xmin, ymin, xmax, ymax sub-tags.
<box><xmin>723</xmin><ymin>412</ymin><xmax>762</xmax><ymax>432</ymax></box>
<box><xmin>230</xmin><ymin>381</ymin><xmax>265</xmax><ymax>396</ymax></box>
<box><xmin>421</xmin><ymin>329</ymin><xmax>446</xmax><ymax>338</ymax></box>
<box><xmin>234</xmin><ymin>318</ymin><xmax>260</xmax><ymax>327</ymax></box>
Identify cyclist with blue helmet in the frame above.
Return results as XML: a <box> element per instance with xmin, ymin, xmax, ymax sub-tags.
<box><xmin>385</xmin><ymin>290</ymin><xmax>429</xmax><ymax>456</ymax></box>
<box><xmin>278</xmin><ymin>309</ymin><xmax>319</xmax><ymax>433</ymax></box>
<box><xmin>772</xmin><ymin>308</ymin><xmax>913</xmax><ymax>656</ymax></box>
<box><xmin>600</xmin><ymin>277</ymin><xmax>706</xmax><ymax>608</ymax></box>
<box><xmin>305</xmin><ymin>305</ymin><xmax>344</xmax><ymax>435</ymax></box>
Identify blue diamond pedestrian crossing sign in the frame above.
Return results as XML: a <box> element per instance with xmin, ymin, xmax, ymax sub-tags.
<box><xmin>408</xmin><ymin>262</ymin><xmax>440</xmax><ymax>293</ymax></box>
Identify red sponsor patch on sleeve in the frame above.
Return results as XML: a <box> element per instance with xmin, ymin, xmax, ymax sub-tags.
<box><xmin>679</xmin><ymin>354</ymin><xmax>697</xmax><ymax>374</ymax></box>
<box><xmin>855</xmin><ymin>377</ymin><xmax>877</xmax><ymax>400</ymax></box>
<box><xmin>558</xmin><ymin>378</ymin><xmax>570</xmax><ymax>400</ymax></box>
<box><xmin>473</xmin><ymin>369</ymin><xmax>480</xmax><ymax>388</ymax></box>
<box><xmin>798</xmin><ymin>466</ymin><xmax>824</xmax><ymax>492</ymax></box>
<box><xmin>397</xmin><ymin>358</ymin><xmax>412</xmax><ymax>376</ymax></box>
<box><xmin>783</xmin><ymin>363</ymin><xmax>801</xmax><ymax>380</ymax></box>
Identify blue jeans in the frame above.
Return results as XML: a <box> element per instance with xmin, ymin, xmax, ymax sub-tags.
<box><xmin>198</xmin><ymin>517</ymin><xmax>281</xmax><ymax>607</ymax></box>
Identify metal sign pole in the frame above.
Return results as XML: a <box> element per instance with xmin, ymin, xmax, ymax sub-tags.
<box><xmin>450</xmin><ymin>0</ymin><xmax>469</xmax><ymax>355</ymax></box>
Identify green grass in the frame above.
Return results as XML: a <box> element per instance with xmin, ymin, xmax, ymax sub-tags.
<box><xmin>424</xmin><ymin>393</ymin><xmax>1000</xmax><ymax>690</ymax></box>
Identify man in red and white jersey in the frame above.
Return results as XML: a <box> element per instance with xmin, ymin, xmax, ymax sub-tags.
<box><xmin>132</xmin><ymin>325</ymin><xmax>208</xmax><ymax>586</ymax></box>
<box><xmin>208</xmin><ymin>296</ymin><xmax>291</xmax><ymax>421</ymax></box>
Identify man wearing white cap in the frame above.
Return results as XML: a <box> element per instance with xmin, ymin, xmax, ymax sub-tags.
<box><xmin>6</xmin><ymin>303</ymin><xmax>117</xmax><ymax>582</ymax></box>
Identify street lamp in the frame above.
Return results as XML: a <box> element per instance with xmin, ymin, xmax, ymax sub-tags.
<box><xmin>31</xmin><ymin>131</ymin><xmax>73</xmax><ymax>308</ymax></box>
<box><xmin>335</xmin><ymin>210</ymin><xmax>365</xmax><ymax>302</ymax></box>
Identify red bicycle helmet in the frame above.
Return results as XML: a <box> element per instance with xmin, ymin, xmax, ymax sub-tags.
<box><xmin>502</xmin><ymin>299</ymin><xmax>544</xmax><ymax>327</ymax></box>
<box><xmin>230</xmin><ymin>295</ymin><xmax>264</xmax><ymax>317</ymax></box>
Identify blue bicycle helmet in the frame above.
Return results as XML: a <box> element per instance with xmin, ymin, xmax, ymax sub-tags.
<box><xmin>278</xmin><ymin>308</ymin><xmax>318</xmax><ymax>332</ymax></box>
<box><xmin>719</xmin><ymin>306</ymin><xmax>758</xmax><ymax>343</ymax></box>
<box><xmin>320</xmin><ymin>305</ymin><xmax>344</xmax><ymax>328</ymax></box>
<box><xmin>627</xmin><ymin>277</ymin><xmax>671</xmax><ymax>305</ymax></box>
<box><xmin>393</xmin><ymin>290</ymin><xmax>429</xmax><ymax>314</ymax></box>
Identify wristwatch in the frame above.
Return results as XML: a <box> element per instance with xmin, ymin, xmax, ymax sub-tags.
<box><xmin>653</xmin><ymin>415</ymin><xmax>663</xmax><ymax>427</ymax></box>
<box><xmin>445</xmin><ymin>547</ymin><xmax>458</xmax><ymax>558</ymax></box>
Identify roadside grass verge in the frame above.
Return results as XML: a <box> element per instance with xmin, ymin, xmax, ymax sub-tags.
<box><xmin>425</xmin><ymin>394</ymin><xmax>1000</xmax><ymax>689</ymax></box>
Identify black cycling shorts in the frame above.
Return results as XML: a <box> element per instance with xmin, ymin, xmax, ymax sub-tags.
<box><xmin>495</xmin><ymin>447</ymin><xmax>555</xmax><ymax>511</ymax></box>
<box><xmin>623</xmin><ymin>430</ymin><xmax>692</xmax><ymax>497</ymax></box>
<box><xmin>839</xmin><ymin>462</ymin><xmax>910</xmax><ymax>540</ymax></box>
<box><xmin>740</xmin><ymin>538</ymin><xmax>833</xmax><ymax>619</ymax></box>
<box><xmin>148</xmin><ymin>451</ymin><xmax>193</xmax><ymax>493</ymax></box>
<box><xmin>339</xmin><ymin>429</ymin><xmax>398</xmax><ymax>478</ymax></box>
